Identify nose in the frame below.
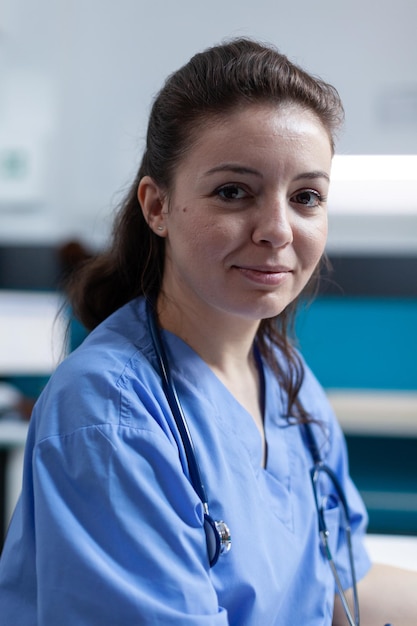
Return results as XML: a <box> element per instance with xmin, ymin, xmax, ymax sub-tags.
<box><xmin>251</xmin><ymin>197</ymin><xmax>293</xmax><ymax>248</ymax></box>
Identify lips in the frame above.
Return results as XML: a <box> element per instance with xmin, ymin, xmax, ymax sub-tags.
<box><xmin>237</xmin><ymin>264</ymin><xmax>292</xmax><ymax>273</ymax></box>
<box><xmin>233</xmin><ymin>264</ymin><xmax>293</xmax><ymax>286</ymax></box>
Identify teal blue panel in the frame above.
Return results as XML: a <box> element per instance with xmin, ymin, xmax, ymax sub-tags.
<box><xmin>346</xmin><ymin>436</ymin><xmax>417</xmax><ymax>535</ymax></box>
<box><xmin>295</xmin><ymin>297</ymin><xmax>417</xmax><ymax>390</ymax></box>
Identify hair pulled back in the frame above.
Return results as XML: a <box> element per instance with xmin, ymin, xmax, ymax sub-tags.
<box><xmin>67</xmin><ymin>37</ymin><xmax>343</xmax><ymax>419</ymax></box>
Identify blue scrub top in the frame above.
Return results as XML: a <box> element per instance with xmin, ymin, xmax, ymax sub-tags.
<box><xmin>0</xmin><ymin>297</ymin><xmax>370</xmax><ymax>625</ymax></box>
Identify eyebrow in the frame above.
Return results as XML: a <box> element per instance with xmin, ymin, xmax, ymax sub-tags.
<box><xmin>203</xmin><ymin>164</ymin><xmax>330</xmax><ymax>183</ymax></box>
<box><xmin>203</xmin><ymin>164</ymin><xmax>263</xmax><ymax>178</ymax></box>
<box><xmin>293</xmin><ymin>170</ymin><xmax>330</xmax><ymax>183</ymax></box>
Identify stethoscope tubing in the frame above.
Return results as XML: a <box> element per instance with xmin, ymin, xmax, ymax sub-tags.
<box><xmin>146</xmin><ymin>298</ymin><xmax>210</xmax><ymax>509</ymax></box>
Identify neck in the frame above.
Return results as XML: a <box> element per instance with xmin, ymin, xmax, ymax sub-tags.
<box><xmin>156</xmin><ymin>292</ymin><xmax>260</xmax><ymax>374</ymax></box>
<box><xmin>155</xmin><ymin>292</ymin><xmax>266</xmax><ymax>467</ymax></box>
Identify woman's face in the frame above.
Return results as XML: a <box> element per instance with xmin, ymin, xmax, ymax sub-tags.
<box><xmin>149</xmin><ymin>104</ymin><xmax>332</xmax><ymax>325</ymax></box>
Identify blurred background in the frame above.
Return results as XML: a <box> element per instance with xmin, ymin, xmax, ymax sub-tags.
<box><xmin>0</xmin><ymin>0</ymin><xmax>416</xmax><ymax>550</ymax></box>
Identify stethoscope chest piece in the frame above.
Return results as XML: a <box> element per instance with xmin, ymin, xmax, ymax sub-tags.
<box><xmin>204</xmin><ymin>514</ymin><xmax>232</xmax><ymax>567</ymax></box>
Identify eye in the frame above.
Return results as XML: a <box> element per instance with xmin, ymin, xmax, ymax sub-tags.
<box><xmin>291</xmin><ymin>189</ymin><xmax>324</xmax><ymax>208</ymax></box>
<box><xmin>216</xmin><ymin>184</ymin><xmax>248</xmax><ymax>200</ymax></box>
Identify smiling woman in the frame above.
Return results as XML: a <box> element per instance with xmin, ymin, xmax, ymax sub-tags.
<box><xmin>1</xmin><ymin>37</ymin><xmax>416</xmax><ymax>626</ymax></box>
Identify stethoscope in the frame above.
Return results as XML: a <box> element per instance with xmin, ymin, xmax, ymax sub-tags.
<box><xmin>146</xmin><ymin>299</ymin><xmax>231</xmax><ymax>567</ymax></box>
<box><xmin>146</xmin><ymin>299</ymin><xmax>392</xmax><ymax>626</ymax></box>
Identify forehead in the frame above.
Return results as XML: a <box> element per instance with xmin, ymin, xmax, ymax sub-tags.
<box><xmin>197</xmin><ymin>99</ymin><xmax>326</xmax><ymax>129</ymax></box>
<box><xmin>174</xmin><ymin>103</ymin><xmax>332</xmax><ymax>177</ymax></box>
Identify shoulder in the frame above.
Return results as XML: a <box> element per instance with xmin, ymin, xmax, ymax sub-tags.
<box><xmin>298</xmin><ymin>353</ymin><xmax>333</xmax><ymax>418</ymax></box>
<box><xmin>269</xmin><ymin>342</ymin><xmax>333</xmax><ymax>420</ymax></box>
<box><xmin>297</xmin><ymin>352</ymin><xmax>348</xmax><ymax>462</ymax></box>
<box><xmin>270</xmin><ymin>343</ymin><xmax>343</xmax><ymax>455</ymax></box>
<box><xmin>31</xmin><ymin>297</ymin><xmax>166</xmax><ymax>439</ymax></box>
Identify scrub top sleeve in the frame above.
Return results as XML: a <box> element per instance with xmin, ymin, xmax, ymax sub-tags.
<box><xmin>327</xmin><ymin>416</ymin><xmax>372</xmax><ymax>590</ymax></box>
<box><xmin>31</xmin><ymin>423</ymin><xmax>228</xmax><ymax>625</ymax></box>
<box><xmin>299</xmin><ymin>362</ymin><xmax>372</xmax><ymax>590</ymax></box>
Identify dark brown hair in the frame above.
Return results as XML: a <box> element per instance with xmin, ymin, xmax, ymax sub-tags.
<box><xmin>67</xmin><ymin>37</ymin><xmax>343</xmax><ymax>419</ymax></box>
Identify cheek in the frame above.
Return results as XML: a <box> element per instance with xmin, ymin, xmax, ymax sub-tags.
<box><xmin>167</xmin><ymin>209</ymin><xmax>228</xmax><ymax>265</ymax></box>
<box><xmin>187</xmin><ymin>214</ymin><xmax>237</xmax><ymax>255</ymax></box>
<box><xmin>295</xmin><ymin>219</ymin><xmax>328</xmax><ymax>265</ymax></box>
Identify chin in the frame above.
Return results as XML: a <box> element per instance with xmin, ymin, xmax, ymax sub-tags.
<box><xmin>235</xmin><ymin>296</ymin><xmax>295</xmax><ymax>322</ymax></box>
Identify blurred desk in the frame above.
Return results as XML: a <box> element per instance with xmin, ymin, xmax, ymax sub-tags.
<box><xmin>0</xmin><ymin>289</ymin><xmax>66</xmax><ymax>537</ymax></box>
<box><xmin>0</xmin><ymin>419</ymin><xmax>29</xmax><ymax>535</ymax></box>
<box><xmin>327</xmin><ymin>390</ymin><xmax>417</xmax><ymax>436</ymax></box>
<box><xmin>329</xmin><ymin>391</ymin><xmax>417</xmax><ymax>536</ymax></box>
<box><xmin>0</xmin><ymin>290</ymin><xmax>66</xmax><ymax>376</ymax></box>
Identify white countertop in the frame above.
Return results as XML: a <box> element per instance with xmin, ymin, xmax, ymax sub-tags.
<box><xmin>365</xmin><ymin>534</ymin><xmax>417</xmax><ymax>571</ymax></box>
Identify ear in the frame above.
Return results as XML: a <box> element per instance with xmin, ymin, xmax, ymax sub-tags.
<box><xmin>137</xmin><ymin>176</ymin><xmax>168</xmax><ymax>237</ymax></box>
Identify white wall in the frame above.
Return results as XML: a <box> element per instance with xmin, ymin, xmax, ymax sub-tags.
<box><xmin>1</xmin><ymin>0</ymin><xmax>416</xmax><ymax>248</ymax></box>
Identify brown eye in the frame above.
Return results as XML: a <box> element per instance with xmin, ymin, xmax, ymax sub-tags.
<box><xmin>217</xmin><ymin>185</ymin><xmax>247</xmax><ymax>200</ymax></box>
<box><xmin>291</xmin><ymin>189</ymin><xmax>322</xmax><ymax>207</ymax></box>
